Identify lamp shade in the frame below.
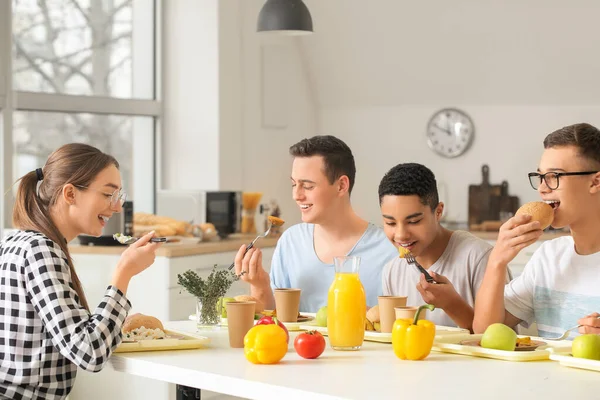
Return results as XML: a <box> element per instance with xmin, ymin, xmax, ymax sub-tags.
<box><xmin>257</xmin><ymin>0</ymin><xmax>313</xmax><ymax>35</ymax></box>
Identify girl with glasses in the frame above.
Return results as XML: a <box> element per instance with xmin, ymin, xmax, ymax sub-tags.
<box><xmin>0</xmin><ymin>143</ymin><xmax>162</xmax><ymax>399</ymax></box>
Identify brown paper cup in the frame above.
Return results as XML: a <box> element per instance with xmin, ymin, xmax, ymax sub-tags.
<box><xmin>226</xmin><ymin>301</ymin><xmax>256</xmax><ymax>348</ymax></box>
<box><xmin>273</xmin><ymin>288</ymin><xmax>301</xmax><ymax>322</ymax></box>
<box><xmin>378</xmin><ymin>296</ymin><xmax>407</xmax><ymax>333</ymax></box>
<box><xmin>395</xmin><ymin>306</ymin><xmax>426</xmax><ymax>322</ymax></box>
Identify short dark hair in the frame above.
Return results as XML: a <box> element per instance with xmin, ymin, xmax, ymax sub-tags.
<box><xmin>378</xmin><ymin>163</ymin><xmax>439</xmax><ymax>210</ymax></box>
<box><xmin>289</xmin><ymin>135</ymin><xmax>356</xmax><ymax>193</ymax></box>
<box><xmin>543</xmin><ymin>123</ymin><xmax>600</xmax><ymax>166</ymax></box>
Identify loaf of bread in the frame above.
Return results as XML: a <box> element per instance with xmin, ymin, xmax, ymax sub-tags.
<box><xmin>133</xmin><ymin>224</ymin><xmax>177</xmax><ymax>237</ymax></box>
<box><xmin>134</xmin><ymin>212</ymin><xmax>190</xmax><ymax>236</ymax></box>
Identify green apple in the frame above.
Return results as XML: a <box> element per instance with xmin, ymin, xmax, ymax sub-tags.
<box><xmin>316</xmin><ymin>306</ymin><xmax>328</xmax><ymax>327</ymax></box>
<box><xmin>217</xmin><ymin>297</ymin><xmax>236</xmax><ymax>318</ymax></box>
<box><xmin>480</xmin><ymin>323</ymin><xmax>517</xmax><ymax>351</ymax></box>
<box><xmin>572</xmin><ymin>334</ymin><xmax>600</xmax><ymax>360</ymax></box>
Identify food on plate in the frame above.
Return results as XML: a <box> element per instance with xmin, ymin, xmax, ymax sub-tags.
<box><xmin>572</xmin><ymin>334</ymin><xmax>600</xmax><ymax>360</ymax></box>
<box><xmin>234</xmin><ymin>295</ymin><xmax>264</xmax><ymax>313</ymax></box>
<box><xmin>256</xmin><ymin>315</ymin><xmax>289</xmax><ymax>343</ymax></box>
<box><xmin>244</xmin><ymin>324</ymin><xmax>288</xmax><ymax>365</ymax></box>
<box><xmin>515</xmin><ymin>336</ymin><xmax>532</xmax><ymax>347</ymax></box>
<box><xmin>365</xmin><ymin>305</ymin><xmax>381</xmax><ymax>332</ymax></box>
<box><xmin>397</xmin><ymin>246</ymin><xmax>411</xmax><ymax>258</ymax></box>
<box><xmin>480</xmin><ymin>323</ymin><xmax>517</xmax><ymax>351</ymax></box>
<box><xmin>515</xmin><ymin>201</ymin><xmax>554</xmax><ymax>230</ymax></box>
<box><xmin>217</xmin><ymin>297</ymin><xmax>236</xmax><ymax>318</ymax></box>
<box><xmin>122</xmin><ymin>313</ymin><xmax>166</xmax><ymax>341</ymax></box>
<box><xmin>392</xmin><ymin>304</ymin><xmax>436</xmax><ymax>360</ymax></box>
<box><xmin>113</xmin><ymin>233</ymin><xmax>133</xmax><ymax>244</ymax></box>
<box><xmin>315</xmin><ymin>306</ymin><xmax>328</xmax><ymax>327</ymax></box>
<box><xmin>294</xmin><ymin>331</ymin><xmax>326</xmax><ymax>359</ymax></box>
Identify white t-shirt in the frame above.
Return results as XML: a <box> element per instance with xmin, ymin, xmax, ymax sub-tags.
<box><xmin>382</xmin><ymin>230</ymin><xmax>493</xmax><ymax>327</ymax></box>
<box><xmin>505</xmin><ymin>236</ymin><xmax>600</xmax><ymax>339</ymax></box>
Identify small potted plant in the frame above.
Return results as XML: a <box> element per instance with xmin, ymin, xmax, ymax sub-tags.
<box><xmin>177</xmin><ymin>265</ymin><xmax>238</xmax><ymax>327</ymax></box>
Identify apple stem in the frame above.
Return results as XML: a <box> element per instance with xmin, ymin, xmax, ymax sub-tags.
<box><xmin>413</xmin><ymin>304</ymin><xmax>435</xmax><ymax>325</ymax></box>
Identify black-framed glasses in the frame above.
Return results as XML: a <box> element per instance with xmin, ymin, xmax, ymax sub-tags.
<box><xmin>528</xmin><ymin>171</ymin><xmax>599</xmax><ymax>190</ymax></box>
<box><xmin>74</xmin><ymin>185</ymin><xmax>127</xmax><ymax>207</ymax></box>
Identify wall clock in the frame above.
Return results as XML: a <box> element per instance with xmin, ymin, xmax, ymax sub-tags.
<box><xmin>426</xmin><ymin>108</ymin><xmax>475</xmax><ymax>158</ymax></box>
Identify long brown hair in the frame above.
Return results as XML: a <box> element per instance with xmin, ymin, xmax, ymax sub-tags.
<box><xmin>12</xmin><ymin>143</ymin><xmax>119</xmax><ymax>311</ymax></box>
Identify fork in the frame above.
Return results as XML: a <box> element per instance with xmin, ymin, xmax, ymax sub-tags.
<box><xmin>404</xmin><ymin>254</ymin><xmax>436</xmax><ymax>284</ymax></box>
<box><xmin>228</xmin><ymin>221</ymin><xmax>276</xmax><ymax>272</ymax></box>
<box><xmin>540</xmin><ymin>316</ymin><xmax>600</xmax><ymax>341</ymax></box>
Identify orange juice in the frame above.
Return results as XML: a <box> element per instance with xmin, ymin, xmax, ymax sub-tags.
<box><xmin>327</xmin><ymin>272</ymin><xmax>366</xmax><ymax>350</ymax></box>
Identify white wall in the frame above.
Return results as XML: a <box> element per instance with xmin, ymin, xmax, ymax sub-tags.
<box><xmin>321</xmin><ymin>106</ymin><xmax>600</xmax><ymax>224</ymax></box>
<box><xmin>162</xmin><ymin>0</ymin><xmax>220</xmax><ymax>190</ymax></box>
<box><xmin>162</xmin><ymin>0</ymin><xmax>317</xmax><ymax>227</ymax></box>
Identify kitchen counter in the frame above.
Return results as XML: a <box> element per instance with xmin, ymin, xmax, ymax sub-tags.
<box><xmin>69</xmin><ymin>233</ymin><xmax>279</xmax><ymax>257</ymax></box>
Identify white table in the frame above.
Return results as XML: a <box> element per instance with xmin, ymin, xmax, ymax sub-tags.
<box><xmin>109</xmin><ymin>321</ymin><xmax>598</xmax><ymax>400</ymax></box>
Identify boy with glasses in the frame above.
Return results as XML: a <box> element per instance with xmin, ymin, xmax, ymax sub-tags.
<box><xmin>474</xmin><ymin>123</ymin><xmax>600</xmax><ymax>337</ymax></box>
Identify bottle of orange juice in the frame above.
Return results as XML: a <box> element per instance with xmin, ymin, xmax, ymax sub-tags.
<box><xmin>327</xmin><ymin>256</ymin><xmax>366</xmax><ymax>350</ymax></box>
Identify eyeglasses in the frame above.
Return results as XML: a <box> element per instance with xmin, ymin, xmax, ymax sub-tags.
<box><xmin>74</xmin><ymin>185</ymin><xmax>127</xmax><ymax>207</ymax></box>
<box><xmin>528</xmin><ymin>171</ymin><xmax>599</xmax><ymax>190</ymax></box>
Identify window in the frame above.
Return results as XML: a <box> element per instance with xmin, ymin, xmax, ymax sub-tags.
<box><xmin>0</xmin><ymin>0</ymin><xmax>161</xmax><ymax>234</ymax></box>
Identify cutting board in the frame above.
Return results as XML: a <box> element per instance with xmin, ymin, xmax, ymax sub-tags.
<box><xmin>494</xmin><ymin>181</ymin><xmax>520</xmax><ymax>219</ymax></box>
<box><xmin>468</xmin><ymin>165</ymin><xmax>503</xmax><ymax>227</ymax></box>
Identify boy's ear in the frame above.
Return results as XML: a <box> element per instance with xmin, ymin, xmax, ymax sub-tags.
<box><xmin>435</xmin><ymin>202</ymin><xmax>445</xmax><ymax>221</ymax></box>
<box><xmin>590</xmin><ymin>172</ymin><xmax>600</xmax><ymax>194</ymax></box>
<box><xmin>337</xmin><ymin>175</ymin><xmax>350</xmax><ymax>195</ymax></box>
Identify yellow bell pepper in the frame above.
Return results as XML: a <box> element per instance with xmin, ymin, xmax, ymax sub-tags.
<box><xmin>244</xmin><ymin>324</ymin><xmax>288</xmax><ymax>364</ymax></box>
<box><xmin>392</xmin><ymin>304</ymin><xmax>436</xmax><ymax>360</ymax></box>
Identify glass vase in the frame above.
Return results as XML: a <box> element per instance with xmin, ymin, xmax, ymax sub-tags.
<box><xmin>196</xmin><ymin>296</ymin><xmax>220</xmax><ymax>329</ymax></box>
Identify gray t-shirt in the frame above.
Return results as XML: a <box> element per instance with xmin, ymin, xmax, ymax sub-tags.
<box><xmin>382</xmin><ymin>230</ymin><xmax>493</xmax><ymax>327</ymax></box>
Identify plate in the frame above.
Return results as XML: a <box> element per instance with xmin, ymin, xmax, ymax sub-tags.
<box><xmin>298</xmin><ymin>324</ymin><xmax>469</xmax><ymax>344</ymax></box>
<box><xmin>549</xmin><ymin>350</ymin><xmax>600</xmax><ymax>372</ymax></box>
<box><xmin>187</xmin><ymin>314</ymin><xmax>315</xmax><ymax>332</ymax></box>
<box><xmin>459</xmin><ymin>339</ymin><xmax>546</xmax><ymax>352</ymax></box>
<box><xmin>433</xmin><ymin>333</ymin><xmax>571</xmax><ymax>362</ymax></box>
<box><xmin>115</xmin><ymin>330</ymin><xmax>210</xmax><ymax>353</ymax></box>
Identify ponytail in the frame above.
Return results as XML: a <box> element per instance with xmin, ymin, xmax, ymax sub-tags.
<box><xmin>13</xmin><ymin>169</ymin><xmax>91</xmax><ymax>311</ymax></box>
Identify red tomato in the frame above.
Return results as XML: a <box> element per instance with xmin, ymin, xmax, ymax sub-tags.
<box><xmin>294</xmin><ymin>331</ymin><xmax>326</xmax><ymax>359</ymax></box>
<box><xmin>256</xmin><ymin>316</ymin><xmax>289</xmax><ymax>343</ymax></box>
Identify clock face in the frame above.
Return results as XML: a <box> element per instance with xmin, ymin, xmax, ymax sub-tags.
<box><xmin>426</xmin><ymin>108</ymin><xmax>474</xmax><ymax>158</ymax></box>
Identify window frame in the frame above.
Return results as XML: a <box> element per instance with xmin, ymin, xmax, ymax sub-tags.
<box><xmin>0</xmin><ymin>0</ymin><xmax>163</xmax><ymax>237</ymax></box>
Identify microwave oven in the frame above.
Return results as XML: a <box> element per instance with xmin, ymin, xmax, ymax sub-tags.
<box><xmin>156</xmin><ymin>190</ymin><xmax>242</xmax><ymax>237</ymax></box>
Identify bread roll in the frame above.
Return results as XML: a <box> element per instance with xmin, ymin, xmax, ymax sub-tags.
<box><xmin>234</xmin><ymin>295</ymin><xmax>264</xmax><ymax>313</ymax></box>
<box><xmin>366</xmin><ymin>305</ymin><xmax>380</xmax><ymax>323</ymax></box>
<box><xmin>515</xmin><ymin>201</ymin><xmax>554</xmax><ymax>230</ymax></box>
<box><xmin>122</xmin><ymin>313</ymin><xmax>164</xmax><ymax>333</ymax></box>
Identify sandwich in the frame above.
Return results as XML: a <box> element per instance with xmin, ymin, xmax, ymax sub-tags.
<box><xmin>122</xmin><ymin>313</ymin><xmax>166</xmax><ymax>341</ymax></box>
<box><xmin>515</xmin><ymin>201</ymin><xmax>554</xmax><ymax>230</ymax></box>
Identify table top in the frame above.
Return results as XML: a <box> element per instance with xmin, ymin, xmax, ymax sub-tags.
<box><xmin>109</xmin><ymin>321</ymin><xmax>598</xmax><ymax>400</ymax></box>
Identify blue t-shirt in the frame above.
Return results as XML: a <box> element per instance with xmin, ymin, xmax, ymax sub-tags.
<box><xmin>270</xmin><ymin>223</ymin><xmax>397</xmax><ymax>312</ymax></box>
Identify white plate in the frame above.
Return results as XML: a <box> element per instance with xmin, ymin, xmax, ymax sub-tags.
<box><xmin>549</xmin><ymin>349</ymin><xmax>600</xmax><ymax>372</ymax></box>
<box><xmin>115</xmin><ymin>329</ymin><xmax>210</xmax><ymax>353</ymax></box>
<box><xmin>298</xmin><ymin>324</ymin><xmax>469</xmax><ymax>343</ymax></box>
<box><xmin>187</xmin><ymin>314</ymin><xmax>314</xmax><ymax>332</ymax></box>
<box><xmin>432</xmin><ymin>333</ymin><xmax>572</xmax><ymax>361</ymax></box>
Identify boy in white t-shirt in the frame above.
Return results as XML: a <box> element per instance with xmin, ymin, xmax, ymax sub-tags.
<box><xmin>379</xmin><ymin>163</ymin><xmax>495</xmax><ymax>330</ymax></box>
<box><xmin>474</xmin><ymin>123</ymin><xmax>600</xmax><ymax>337</ymax></box>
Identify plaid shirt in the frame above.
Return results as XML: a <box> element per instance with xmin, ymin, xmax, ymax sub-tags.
<box><xmin>0</xmin><ymin>230</ymin><xmax>131</xmax><ymax>399</ymax></box>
